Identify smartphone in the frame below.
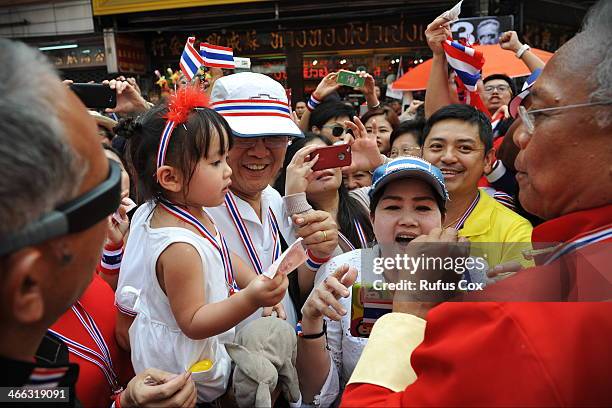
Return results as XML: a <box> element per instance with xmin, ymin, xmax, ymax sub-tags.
<box><xmin>336</xmin><ymin>70</ymin><xmax>365</xmax><ymax>88</ymax></box>
<box><xmin>350</xmin><ymin>283</ymin><xmax>393</xmax><ymax>338</ymax></box>
<box><xmin>310</xmin><ymin>144</ymin><xmax>351</xmax><ymax>171</ymax></box>
<box><xmin>70</xmin><ymin>83</ymin><xmax>117</xmax><ymax>109</ymax></box>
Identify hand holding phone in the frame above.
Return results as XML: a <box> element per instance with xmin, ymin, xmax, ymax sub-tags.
<box><xmin>336</xmin><ymin>70</ymin><xmax>366</xmax><ymax>88</ymax></box>
<box><xmin>70</xmin><ymin>83</ymin><xmax>117</xmax><ymax>109</ymax></box>
<box><xmin>310</xmin><ymin>144</ymin><xmax>352</xmax><ymax>171</ymax></box>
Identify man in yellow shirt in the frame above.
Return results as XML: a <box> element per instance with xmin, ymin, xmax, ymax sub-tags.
<box><xmin>420</xmin><ymin>104</ymin><xmax>532</xmax><ymax>268</ymax></box>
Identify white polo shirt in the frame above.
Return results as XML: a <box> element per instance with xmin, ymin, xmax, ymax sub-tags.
<box><xmin>207</xmin><ymin>186</ymin><xmax>298</xmax><ymax>329</ymax></box>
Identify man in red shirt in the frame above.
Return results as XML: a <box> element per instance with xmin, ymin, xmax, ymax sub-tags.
<box><xmin>341</xmin><ymin>1</ymin><xmax>612</xmax><ymax>406</ymax></box>
<box><xmin>0</xmin><ymin>39</ymin><xmax>195</xmax><ymax>407</ymax></box>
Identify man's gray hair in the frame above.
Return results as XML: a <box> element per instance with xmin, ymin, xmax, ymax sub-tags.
<box><xmin>0</xmin><ymin>39</ymin><xmax>85</xmax><ymax>238</ymax></box>
<box><xmin>580</xmin><ymin>0</ymin><xmax>612</xmax><ymax>126</ymax></box>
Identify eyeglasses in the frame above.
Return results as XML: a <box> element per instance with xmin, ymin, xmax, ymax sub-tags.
<box><xmin>0</xmin><ymin>159</ymin><xmax>122</xmax><ymax>257</ymax></box>
<box><xmin>390</xmin><ymin>146</ymin><xmax>422</xmax><ymax>158</ymax></box>
<box><xmin>321</xmin><ymin>125</ymin><xmax>347</xmax><ymax>138</ymax></box>
<box><xmin>484</xmin><ymin>84</ymin><xmax>510</xmax><ymax>93</ymax></box>
<box><xmin>518</xmin><ymin>100</ymin><xmax>612</xmax><ymax>134</ymax></box>
<box><xmin>232</xmin><ymin>136</ymin><xmax>289</xmax><ymax>149</ymax></box>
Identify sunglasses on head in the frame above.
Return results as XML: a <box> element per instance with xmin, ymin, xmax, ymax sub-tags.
<box><xmin>0</xmin><ymin>159</ymin><xmax>122</xmax><ymax>257</ymax></box>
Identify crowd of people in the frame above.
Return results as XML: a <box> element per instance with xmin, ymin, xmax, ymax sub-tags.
<box><xmin>1</xmin><ymin>0</ymin><xmax>610</xmax><ymax>407</ymax></box>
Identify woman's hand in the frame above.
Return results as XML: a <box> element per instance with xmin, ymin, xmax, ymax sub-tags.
<box><xmin>344</xmin><ymin>116</ymin><xmax>385</xmax><ymax>173</ymax></box>
<box><xmin>301</xmin><ymin>264</ymin><xmax>358</xmax><ymax>322</ymax></box>
<box><xmin>285</xmin><ymin>144</ymin><xmax>320</xmax><ymax>196</ymax></box>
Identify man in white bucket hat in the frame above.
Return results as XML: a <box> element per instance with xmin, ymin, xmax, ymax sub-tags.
<box><xmin>207</xmin><ymin>72</ymin><xmax>339</xmax><ymax>328</ymax></box>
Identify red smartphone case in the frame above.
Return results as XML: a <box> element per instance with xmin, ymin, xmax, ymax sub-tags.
<box><xmin>311</xmin><ymin>144</ymin><xmax>352</xmax><ymax>171</ymax></box>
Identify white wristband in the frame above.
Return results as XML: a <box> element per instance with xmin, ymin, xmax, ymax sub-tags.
<box><xmin>516</xmin><ymin>44</ymin><xmax>531</xmax><ymax>59</ymax></box>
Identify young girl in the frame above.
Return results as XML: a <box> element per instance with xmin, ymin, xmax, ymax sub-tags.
<box><xmin>119</xmin><ymin>87</ymin><xmax>288</xmax><ymax>402</ymax></box>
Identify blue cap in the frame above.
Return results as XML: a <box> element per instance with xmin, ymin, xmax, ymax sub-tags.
<box><xmin>370</xmin><ymin>157</ymin><xmax>449</xmax><ymax>204</ymax></box>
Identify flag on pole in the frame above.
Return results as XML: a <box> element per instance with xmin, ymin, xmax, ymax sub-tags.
<box><xmin>386</xmin><ymin>56</ymin><xmax>404</xmax><ymax>100</ymax></box>
<box><xmin>199</xmin><ymin>43</ymin><xmax>236</xmax><ymax>69</ymax></box>
<box><xmin>179</xmin><ymin>37</ymin><xmax>205</xmax><ymax>81</ymax></box>
<box><xmin>443</xmin><ymin>38</ymin><xmax>490</xmax><ymax>117</ymax></box>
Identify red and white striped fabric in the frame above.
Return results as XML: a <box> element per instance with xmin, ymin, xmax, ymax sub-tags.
<box><xmin>443</xmin><ymin>38</ymin><xmax>490</xmax><ymax>118</ymax></box>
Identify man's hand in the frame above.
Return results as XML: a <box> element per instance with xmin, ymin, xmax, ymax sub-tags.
<box><xmin>121</xmin><ymin>369</ymin><xmax>196</xmax><ymax>408</ymax></box>
<box><xmin>344</xmin><ymin>116</ymin><xmax>385</xmax><ymax>173</ymax></box>
<box><xmin>301</xmin><ymin>264</ymin><xmax>357</xmax><ymax>322</ymax></box>
<box><xmin>487</xmin><ymin>260</ymin><xmax>522</xmax><ymax>281</ymax></box>
<box><xmin>103</xmin><ymin>79</ymin><xmax>149</xmax><ymax>115</ymax></box>
<box><xmin>292</xmin><ymin>211</ymin><xmax>338</xmax><ymax>259</ymax></box>
<box><xmin>425</xmin><ymin>16</ymin><xmax>452</xmax><ymax>56</ymax></box>
<box><xmin>499</xmin><ymin>31</ymin><xmax>523</xmax><ymax>53</ymax></box>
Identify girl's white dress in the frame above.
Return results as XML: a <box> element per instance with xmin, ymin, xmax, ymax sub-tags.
<box><xmin>126</xmin><ymin>204</ymin><xmax>234</xmax><ymax>402</ymax></box>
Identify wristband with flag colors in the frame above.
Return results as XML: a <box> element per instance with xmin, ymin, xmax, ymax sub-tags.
<box><xmin>97</xmin><ymin>241</ymin><xmax>123</xmax><ymax>276</ymax></box>
<box><xmin>307</xmin><ymin>94</ymin><xmax>322</xmax><ymax>111</ymax></box>
<box><xmin>305</xmin><ymin>249</ymin><xmax>331</xmax><ymax>271</ymax></box>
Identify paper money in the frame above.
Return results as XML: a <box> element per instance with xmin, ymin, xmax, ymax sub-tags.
<box><xmin>439</xmin><ymin>0</ymin><xmax>463</xmax><ymax>22</ymax></box>
<box><xmin>263</xmin><ymin>237</ymin><xmax>308</xmax><ymax>278</ymax></box>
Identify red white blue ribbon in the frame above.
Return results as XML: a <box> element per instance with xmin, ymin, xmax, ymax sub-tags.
<box><xmin>224</xmin><ymin>192</ymin><xmax>281</xmax><ymax>274</ymax></box>
<box><xmin>27</xmin><ymin>366</ymin><xmax>69</xmax><ymax>388</ymax></box>
<box><xmin>49</xmin><ymin>301</ymin><xmax>121</xmax><ymax>394</ymax></box>
<box><xmin>211</xmin><ymin>99</ymin><xmax>291</xmax><ymax>119</ymax></box>
<box><xmin>455</xmin><ymin>193</ymin><xmax>481</xmax><ymax>231</ymax></box>
<box><xmin>544</xmin><ymin>224</ymin><xmax>612</xmax><ymax>265</ymax></box>
<box><xmin>156</xmin><ymin>120</ymin><xmax>178</xmax><ymax>171</ymax></box>
<box><xmin>338</xmin><ymin>220</ymin><xmax>368</xmax><ymax>251</ymax></box>
<box><xmin>159</xmin><ymin>199</ymin><xmax>238</xmax><ymax>294</ymax></box>
<box><xmin>354</xmin><ymin>220</ymin><xmax>368</xmax><ymax>248</ymax></box>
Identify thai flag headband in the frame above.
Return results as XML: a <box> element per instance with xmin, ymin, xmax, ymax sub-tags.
<box><xmin>156</xmin><ymin>87</ymin><xmax>210</xmax><ymax>173</ymax></box>
<box><xmin>211</xmin><ymin>99</ymin><xmax>291</xmax><ymax>119</ymax></box>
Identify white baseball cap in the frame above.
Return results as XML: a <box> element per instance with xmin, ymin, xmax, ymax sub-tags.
<box><xmin>210</xmin><ymin>72</ymin><xmax>303</xmax><ymax>138</ymax></box>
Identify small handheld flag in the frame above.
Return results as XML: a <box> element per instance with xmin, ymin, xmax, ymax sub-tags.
<box><xmin>179</xmin><ymin>37</ymin><xmax>205</xmax><ymax>81</ymax></box>
<box><xmin>199</xmin><ymin>42</ymin><xmax>236</xmax><ymax>69</ymax></box>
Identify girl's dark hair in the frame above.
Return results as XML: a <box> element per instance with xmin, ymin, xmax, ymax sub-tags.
<box><xmin>274</xmin><ymin>133</ymin><xmax>374</xmax><ymax>249</ymax></box>
<box><xmin>117</xmin><ymin>103</ymin><xmax>233</xmax><ymax>203</ymax></box>
<box><xmin>360</xmin><ymin>106</ymin><xmax>400</xmax><ymax>131</ymax></box>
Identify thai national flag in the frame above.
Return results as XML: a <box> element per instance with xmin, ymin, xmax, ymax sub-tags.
<box><xmin>179</xmin><ymin>37</ymin><xmax>205</xmax><ymax>81</ymax></box>
<box><xmin>443</xmin><ymin>38</ymin><xmax>490</xmax><ymax>117</ymax></box>
<box><xmin>199</xmin><ymin>42</ymin><xmax>236</xmax><ymax>69</ymax></box>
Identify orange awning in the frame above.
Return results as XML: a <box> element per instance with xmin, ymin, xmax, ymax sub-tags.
<box><xmin>393</xmin><ymin>45</ymin><xmax>554</xmax><ymax>91</ymax></box>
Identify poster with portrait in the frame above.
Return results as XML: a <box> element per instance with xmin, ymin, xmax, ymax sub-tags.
<box><xmin>451</xmin><ymin>16</ymin><xmax>514</xmax><ymax>45</ymax></box>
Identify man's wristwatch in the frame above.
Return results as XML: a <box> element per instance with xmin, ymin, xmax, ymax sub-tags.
<box><xmin>516</xmin><ymin>44</ymin><xmax>531</xmax><ymax>59</ymax></box>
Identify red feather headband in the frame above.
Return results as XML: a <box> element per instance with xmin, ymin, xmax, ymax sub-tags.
<box><xmin>156</xmin><ymin>86</ymin><xmax>210</xmax><ymax>171</ymax></box>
